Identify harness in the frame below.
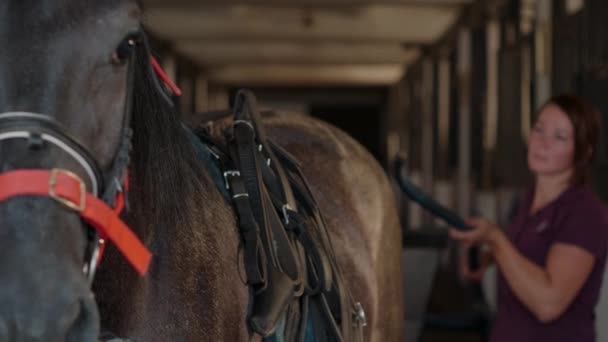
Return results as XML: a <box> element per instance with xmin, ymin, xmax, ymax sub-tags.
<box><xmin>197</xmin><ymin>90</ymin><xmax>367</xmax><ymax>342</ymax></box>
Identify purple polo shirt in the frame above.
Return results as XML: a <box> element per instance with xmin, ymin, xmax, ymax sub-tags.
<box><xmin>490</xmin><ymin>184</ymin><xmax>608</xmax><ymax>342</ymax></box>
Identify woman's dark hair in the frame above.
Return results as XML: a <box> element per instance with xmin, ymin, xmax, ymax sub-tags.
<box><xmin>540</xmin><ymin>94</ymin><xmax>601</xmax><ymax>185</ymax></box>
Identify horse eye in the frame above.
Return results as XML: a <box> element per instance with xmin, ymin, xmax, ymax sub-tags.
<box><xmin>112</xmin><ymin>35</ymin><xmax>139</xmax><ymax>65</ymax></box>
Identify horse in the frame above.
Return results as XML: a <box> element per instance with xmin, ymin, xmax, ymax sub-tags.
<box><xmin>0</xmin><ymin>1</ymin><xmax>404</xmax><ymax>341</ymax></box>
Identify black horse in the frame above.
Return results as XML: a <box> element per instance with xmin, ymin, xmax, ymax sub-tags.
<box><xmin>0</xmin><ymin>1</ymin><xmax>404</xmax><ymax>341</ymax></box>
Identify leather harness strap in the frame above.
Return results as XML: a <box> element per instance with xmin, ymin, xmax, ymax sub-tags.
<box><xmin>196</xmin><ymin>89</ymin><xmax>367</xmax><ymax>342</ymax></box>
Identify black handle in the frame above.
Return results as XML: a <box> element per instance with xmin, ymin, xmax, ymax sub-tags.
<box><xmin>394</xmin><ymin>158</ymin><xmax>472</xmax><ymax>231</ymax></box>
<box><xmin>394</xmin><ymin>157</ymin><xmax>481</xmax><ymax>272</ymax></box>
<box><xmin>468</xmin><ymin>247</ymin><xmax>481</xmax><ymax>271</ymax></box>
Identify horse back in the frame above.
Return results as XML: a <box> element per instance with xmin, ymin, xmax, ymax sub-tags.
<box><xmin>262</xmin><ymin>112</ymin><xmax>405</xmax><ymax>342</ymax></box>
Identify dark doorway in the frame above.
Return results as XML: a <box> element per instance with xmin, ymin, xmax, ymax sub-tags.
<box><xmin>309</xmin><ymin>105</ymin><xmax>382</xmax><ymax>162</ymax></box>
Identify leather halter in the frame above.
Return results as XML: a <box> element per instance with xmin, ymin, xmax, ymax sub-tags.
<box><xmin>0</xmin><ymin>31</ymin><xmax>182</xmax><ymax>280</ymax></box>
<box><xmin>0</xmin><ymin>109</ymin><xmax>151</xmax><ymax>278</ymax></box>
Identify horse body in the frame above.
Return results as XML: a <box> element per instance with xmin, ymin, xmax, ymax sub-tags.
<box><xmin>0</xmin><ymin>1</ymin><xmax>403</xmax><ymax>341</ymax></box>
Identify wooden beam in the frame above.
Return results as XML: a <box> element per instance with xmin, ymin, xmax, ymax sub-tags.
<box><xmin>206</xmin><ymin>64</ymin><xmax>405</xmax><ymax>86</ymax></box>
<box><xmin>144</xmin><ymin>5</ymin><xmax>460</xmax><ymax>44</ymax></box>
<box><xmin>143</xmin><ymin>0</ymin><xmax>472</xmax><ymax>9</ymax></box>
<box><xmin>174</xmin><ymin>40</ymin><xmax>420</xmax><ymax>65</ymax></box>
<box><xmin>154</xmin><ymin>35</ymin><xmax>431</xmax><ymax>46</ymax></box>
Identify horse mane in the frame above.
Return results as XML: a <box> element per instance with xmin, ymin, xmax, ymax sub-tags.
<box><xmin>94</xmin><ymin>34</ymin><xmax>248</xmax><ymax>338</ymax></box>
<box><xmin>127</xmin><ymin>39</ymin><xmax>209</xmax><ymax>242</ymax></box>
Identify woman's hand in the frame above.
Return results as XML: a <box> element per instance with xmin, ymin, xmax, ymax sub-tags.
<box><xmin>449</xmin><ymin>217</ymin><xmax>502</xmax><ymax>246</ymax></box>
<box><xmin>451</xmin><ymin>217</ymin><xmax>502</xmax><ymax>283</ymax></box>
<box><xmin>460</xmin><ymin>244</ymin><xmax>494</xmax><ymax>283</ymax></box>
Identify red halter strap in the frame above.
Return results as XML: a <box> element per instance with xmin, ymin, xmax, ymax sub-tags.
<box><xmin>151</xmin><ymin>56</ymin><xmax>182</xmax><ymax>97</ymax></box>
<box><xmin>0</xmin><ymin>169</ymin><xmax>151</xmax><ymax>276</ymax></box>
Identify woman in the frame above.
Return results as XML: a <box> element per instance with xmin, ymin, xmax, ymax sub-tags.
<box><xmin>451</xmin><ymin>94</ymin><xmax>608</xmax><ymax>341</ymax></box>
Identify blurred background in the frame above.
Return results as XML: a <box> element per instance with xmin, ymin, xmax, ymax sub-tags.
<box><xmin>141</xmin><ymin>0</ymin><xmax>608</xmax><ymax>341</ymax></box>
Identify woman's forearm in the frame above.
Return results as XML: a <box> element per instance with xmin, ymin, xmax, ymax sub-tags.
<box><xmin>490</xmin><ymin>232</ymin><xmax>559</xmax><ymax>322</ymax></box>
<box><xmin>451</xmin><ymin>218</ymin><xmax>593</xmax><ymax>322</ymax></box>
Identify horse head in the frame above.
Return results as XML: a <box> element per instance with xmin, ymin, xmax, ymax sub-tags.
<box><xmin>0</xmin><ymin>1</ymin><xmax>148</xmax><ymax>340</ymax></box>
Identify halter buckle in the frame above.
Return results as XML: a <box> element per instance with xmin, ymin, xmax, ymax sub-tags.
<box><xmin>223</xmin><ymin>170</ymin><xmax>241</xmax><ymax>190</ymax></box>
<box><xmin>49</xmin><ymin>168</ymin><xmax>86</xmax><ymax>212</ymax></box>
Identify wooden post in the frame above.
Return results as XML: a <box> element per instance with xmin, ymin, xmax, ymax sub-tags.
<box><xmin>483</xmin><ymin>17</ymin><xmax>500</xmax><ymax>190</ymax></box>
<box><xmin>521</xmin><ymin>41</ymin><xmax>532</xmax><ymax>143</ymax></box>
<box><xmin>535</xmin><ymin>0</ymin><xmax>552</xmax><ymax>108</ymax></box>
<box><xmin>161</xmin><ymin>54</ymin><xmax>177</xmax><ymax>89</ymax></box>
<box><xmin>421</xmin><ymin>58</ymin><xmax>435</xmax><ymax>212</ymax></box>
<box><xmin>434</xmin><ymin>52</ymin><xmax>453</xmax><ymax>226</ymax></box>
<box><xmin>457</xmin><ymin>27</ymin><xmax>472</xmax><ymax>219</ymax></box>
<box><xmin>208</xmin><ymin>86</ymin><xmax>230</xmax><ymax>111</ymax></box>
<box><xmin>194</xmin><ymin>74</ymin><xmax>209</xmax><ymax>113</ymax></box>
<box><xmin>437</xmin><ymin>53</ymin><xmax>451</xmax><ymax>179</ymax></box>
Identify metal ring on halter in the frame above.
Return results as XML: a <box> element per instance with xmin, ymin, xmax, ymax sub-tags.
<box><xmin>0</xmin><ymin>112</ymin><xmax>56</xmax><ymax>122</ymax></box>
<box><xmin>0</xmin><ymin>131</ymin><xmax>99</xmax><ymax>195</ymax></box>
<box><xmin>83</xmin><ymin>238</ymin><xmax>104</xmax><ymax>282</ymax></box>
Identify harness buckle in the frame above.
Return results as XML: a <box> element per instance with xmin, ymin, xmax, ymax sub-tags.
<box><xmin>223</xmin><ymin>170</ymin><xmax>241</xmax><ymax>190</ymax></box>
<box><xmin>282</xmin><ymin>204</ymin><xmax>292</xmax><ymax>225</ymax></box>
<box><xmin>49</xmin><ymin>168</ymin><xmax>86</xmax><ymax>212</ymax></box>
<box><xmin>353</xmin><ymin>302</ymin><xmax>367</xmax><ymax>327</ymax></box>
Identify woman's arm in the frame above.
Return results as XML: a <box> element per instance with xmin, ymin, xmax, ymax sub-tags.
<box><xmin>491</xmin><ymin>232</ymin><xmax>594</xmax><ymax>322</ymax></box>
<box><xmin>451</xmin><ymin>218</ymin><xmax>595</xmax><ymax>323</ymax></box>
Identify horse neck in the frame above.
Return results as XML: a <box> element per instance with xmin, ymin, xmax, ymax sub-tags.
<box><xmin>95</xmin><ymin>119</ymin><xmax>249</xmax><ymax>339</ymax></box>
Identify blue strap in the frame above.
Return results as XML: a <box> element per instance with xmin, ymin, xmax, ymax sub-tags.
<box><xmin>182</xmin><ymin>125</ymin><xmax>230</xmax><ymax>200</ymax></box>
